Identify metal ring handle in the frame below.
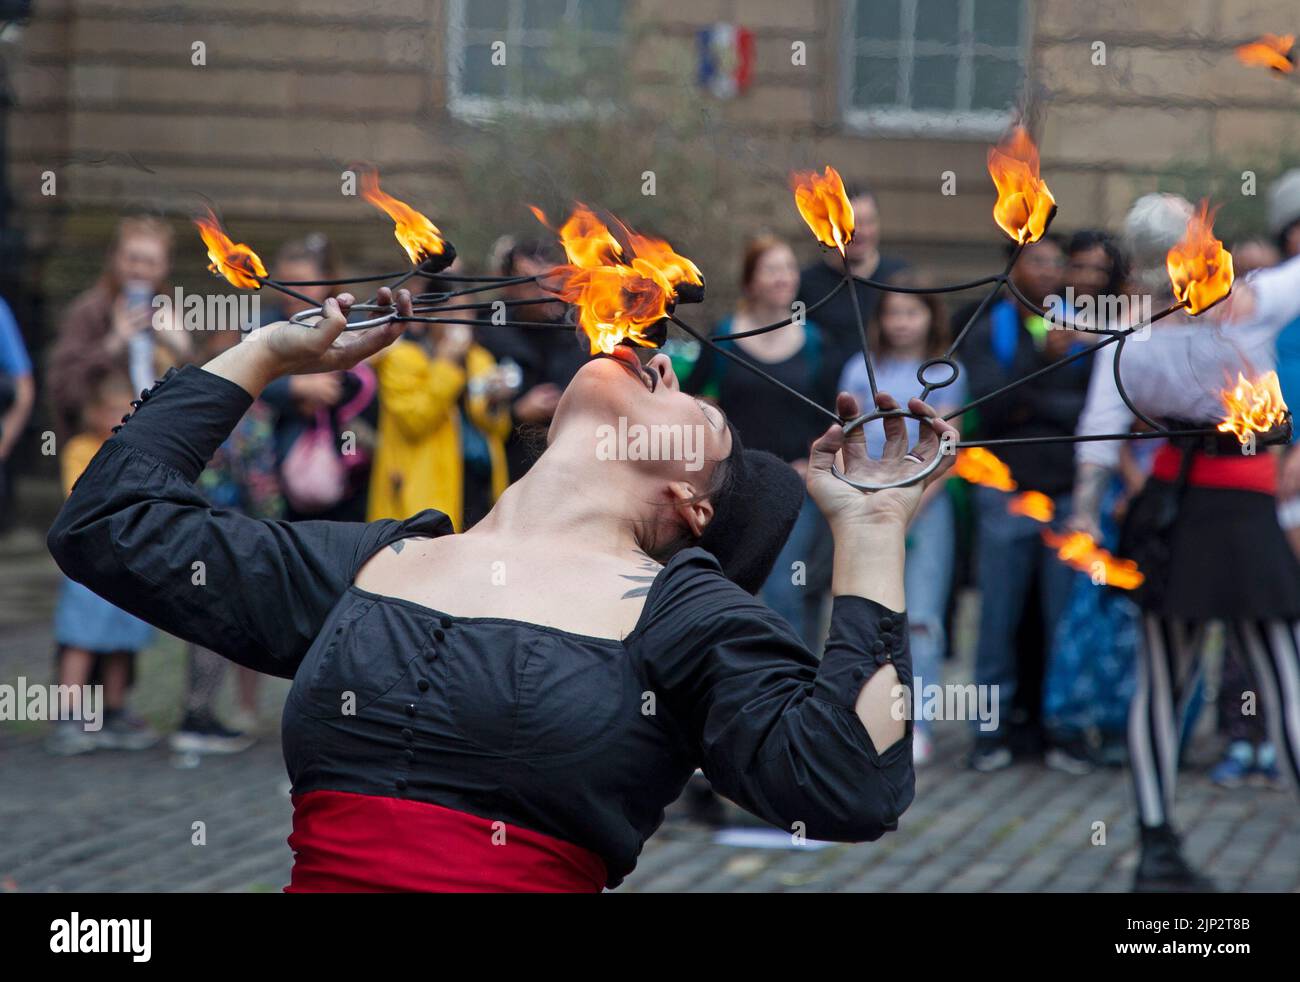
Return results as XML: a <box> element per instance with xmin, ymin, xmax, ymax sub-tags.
<box><xmin>829</xmin><ymin>409</ymin><xmax>946</xmax><ymax>492</ymax></box>
<box><xmin>917</xmin><ymin>356</ymin><xmax>959</xmax><ymax>391</ymax></box>
<box><xmin>289</xmin><ymin>304</ymin><xmax>400</xmax><ymax>331</ymax></box>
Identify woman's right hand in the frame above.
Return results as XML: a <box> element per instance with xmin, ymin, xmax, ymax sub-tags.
<box><xmin>207</xmin><ymin>288</ymin><xmax>409</xmax><ymax>397</ymax></box>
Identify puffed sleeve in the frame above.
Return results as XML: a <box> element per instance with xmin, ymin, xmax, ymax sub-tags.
<box><xmin>47</xmin><ymin>364</ymin><xmax>453</xmax><ymax>678</ymax></box>
<box><xmin>1074</xmin><ymin>340</ymin><xmax>1132</xmax><ymax>471</ymax></box>
<box><xmin>642</xmin><ymin>551</ymin><xmax>914</xmax><ymax>842</ymax></box>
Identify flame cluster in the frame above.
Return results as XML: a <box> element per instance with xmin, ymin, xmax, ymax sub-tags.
<box><xmin>952</xmin><ymin>447</ymin><xmax>1017</xmax><ymax>491</ymax></box>
<box><xmin>1167</xmin><ymin>201</ymin><xmax>1234</xmax><ymax>315</ymax></box>
<box><xmin>1008</xmin><ymin>490</ymin><xmax>1055</xmax><ymax>523</ymax></box>
<box><xmin>1043</xmin><ymin>530</ymin><xmax>1145</xmax><ymax>590</ymax></box>
<box><xmin>359</xmin><ymin>171</ymin><xmax>447</xmax><ymax>265</ymax></box>
<box><xmin>195</xmin><ymin>207</ymin><xmax>267</xmax><ymax>290</ymax></box>
<box><xmin>1218</xmin><ymin>370</ymin><xmax>1289</xmax><ymax>444</ymax></box>
<box><xmin>532</xmin><ymin>204</ymin><xmax>703</xmax><ymax>355</ymax></box>
<box><xmin>1236</xmin><ymin>34</ymin><xmax>1296</xmax><ymax>74</ymax></box>
<box><xmin>790</xmin><ymin>166</ymin><xmax>856</xmax><ymax>255</ymax></box>
<box><xmin>988</xmin><ymin>126</ymin><xmax>1056</xmax><ymax>245</ymax></box>
<box><xmin>195</xmin><ymin>168</ymin><xmax>447</xmax><ymax>289</ymax></box>
<box><xmin>955</xmin><ymin>447</ymin><xmax>1141</xmax><ymax>588</ymax></box>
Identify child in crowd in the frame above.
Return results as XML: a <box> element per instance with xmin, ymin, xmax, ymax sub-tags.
<box><xmin>840</xmin><ymin>272</ymin><xmax>964</xmax><ymax>766</ymax></box>
<box><xmin>46</xmin><ymin>369</ymin><xmax>159</xmax><ymax>755</ymax></box>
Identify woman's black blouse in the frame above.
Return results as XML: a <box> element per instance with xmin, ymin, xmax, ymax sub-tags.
<box><xmin>47</xmin><ymin>365</ymin><xmax>915</xmax><ymax>888</ymax></box>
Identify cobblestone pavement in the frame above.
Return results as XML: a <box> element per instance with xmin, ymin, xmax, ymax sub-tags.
<box><xmin>3</xmin><ymin>529</ymin><xmax>1297</xmax><ymax>893</ymax></box>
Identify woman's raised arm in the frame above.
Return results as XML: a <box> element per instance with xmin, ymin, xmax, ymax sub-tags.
<box><xmin>47</xmin><ymin>292</ymin><xmax>446</xmax><ymax>678</ymax></box>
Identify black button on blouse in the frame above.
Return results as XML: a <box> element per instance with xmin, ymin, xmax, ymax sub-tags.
<box><xmin>48</xmin><ymin>365</ymin><xmax>915</xmax><ymax>889</ymax></box>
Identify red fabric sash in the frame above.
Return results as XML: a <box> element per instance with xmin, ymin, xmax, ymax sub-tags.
<box><xmin>1151</xmin><ymin>444</ymin><xmax>1277</xmax><ymax>495</ymax></box>
<box><xmin>285</xmin><ymin>790</ymin><xmax>606</xmax><ymax>893</ymax></box>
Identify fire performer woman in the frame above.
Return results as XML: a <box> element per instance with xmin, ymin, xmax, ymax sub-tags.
<box><xmin>1073</xmin><ymin>194</ymin><xmax>1300</xmax><ymax>892</ymax></box>
<box><xmin>48</xmin><ymin>287</ymin><xmax>956</xmax><ymax>892</ymax></box>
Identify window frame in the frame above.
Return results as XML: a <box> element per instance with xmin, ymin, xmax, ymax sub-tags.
<box><xmin>446</xmin><ymin>0</ymin><xmax>627</xmax><ymax>121</ymax></box>
<box><xmin>839</xmin><ymin>0</ymin><xmax>1031</xmax><ymax>138</ymax></box>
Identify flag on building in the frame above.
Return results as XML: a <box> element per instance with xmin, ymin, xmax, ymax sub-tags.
<box><xmin>697</xmin><ymin>23</ymin><xmax>754</xmax><ymax>99</ymax></box>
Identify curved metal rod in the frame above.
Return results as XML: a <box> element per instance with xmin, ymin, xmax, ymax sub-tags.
<box><xmin>1110</xmin><ymin>333</ymin><xmax>1167</xmax><ymax>432</ymax></box>
<box><xmin>843</xmin><ymin>251</ymin><xmax>877</xmax><ymax>399</ymax></box>
<box><xmin>706</xmin><ymin>278</ymin><xmax>848</xmax><ymax>342</ymax></box>
<box><xmin>829</xmin><ymin>409</ymin><xmax>946</xmax><ymax>491</ymax></box>
<box><xmin>848</xmin><ymin>270</ymin><xmax>1005</xmax><ymax>294</ymax></box>
<box><xmin>668</xmin><ymin>314</ymin><xmax>841</xmax><ymax>424</ymax></box>
<box><xmin>955</xmin><ymin>426</ymin><xmax>1280</xmax><ymax>449</ymax></box>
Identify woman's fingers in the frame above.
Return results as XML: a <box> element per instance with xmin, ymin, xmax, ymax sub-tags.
<box><xmin>312</xmin><ymin>296</ymin><xmax>349</xmax><ymax>350</ymax></box>
<box><xmin>394</xmin><ymin>287</ymin><xmax>415</xmax><ymax>320</ymax></box>
<box><xmin>908</xmin><ymin>397</ymin><xmax>959</xmax><ymax>485</ymax></box>
<box><xmin>876</xmin><ymin>391</ymin><xmax>908</xmax><ymax>460</ymax></box>
<box><xmin>808</xmin><ymin>417</ymin><xmax>846</xmax><ymax>478</ymax></box>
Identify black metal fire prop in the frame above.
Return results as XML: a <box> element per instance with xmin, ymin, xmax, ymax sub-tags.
<box><xmin>195</xmin><ymin>132</ymin><xmax>1292</xmax><ymax>499</ymax></box>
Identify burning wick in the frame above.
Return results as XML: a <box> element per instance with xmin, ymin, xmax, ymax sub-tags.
<box><xmin>359</xmin><ymin>170</ymin><xmax>448</xmax><ymax>267</ymax></box>
<box><xmin>1218</xmin><ymin>370</ymin><xmax>1290</xmax><ymax>444</ymax></box>
<box><xmin>193</xmin><ymin>209</ymin><xmax>322</xmax><ymax>309</ymax></box>
<box><xmin>791</xmin><ymin>166</ymin><xmax>881</xmax><ymax>400</ymax></box>
<box><xmin>1167</xmin><ymin>200</ymin><xmax>1234</xmax><ymax>315</ymax></box>
<box><xmin>194</xmin><ymin>208</ymin><xmax>267</xmax><ymax>291</ymax></box>
<box><xmin>531</xmin><ymin>204</ymin><xmax>703</xmax><ymax>356</ymax></box>
<box><xmin>988</xmin><ymin>125</ymin><xmax>1057</xmax><ymax>246</ymax></box>
<box><xmin>1236</xmin><ymin>34</ymin><xmax>1296</xmax><ymax>75</ymax></box>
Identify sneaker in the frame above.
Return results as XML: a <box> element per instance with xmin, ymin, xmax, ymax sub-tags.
<box><xmin>968</xmin><ymin>741</ymin><xmax>1013</xmax><ymax>773</ymax></box>
<box><xmin>913</xmin><ymin>728</ymin><xmax>934</xmax><ymax>767</ymax></box>
<box><xmin>94</xmin><ymin>710</ymin><xmax>160</xmax><ymax>751</ymax></box>
<box><xmin>226</xmin><ymin>706</ymin><xmax>259</xmax><ymax>735</ymax></box>
<box><xmin>1133</xmin><ymin>823</ymin><xmax>1217</xmax><ymax>892</ymax></box>
<box><xmin>45</xmin><ymin>720</ymin><xmax>98</xmax><ymax>756</ymax></box>
<box><xmin>1045</xmin><ymin>738</ymin><xmax>1096</xmax><ymax>776</ymax></box>
<box><xmin>1209</xmin><ymin>740</ymin><xmax>1254</xmax><ymax>788</ymax></box>
<box><xmin>170</xmin><ymin>713</ymin><xmax>255</xmax><ymax>755</ymax></box>
<box><xmin>1251</xmin><ymin>743</ymin><xmax>1284</xmax><ymax>789</ymax></box>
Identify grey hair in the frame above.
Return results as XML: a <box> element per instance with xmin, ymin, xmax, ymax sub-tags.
<box><xmin>1122</xmin><ymin>193</ymin><xmax>1193</xmax><ymax>294</ymax></box>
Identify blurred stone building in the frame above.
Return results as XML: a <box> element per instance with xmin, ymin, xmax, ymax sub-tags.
<box><xmin>2</xmin><ymin>0</ymin><xmax>1298</xmax><ymax>479</ymax></box>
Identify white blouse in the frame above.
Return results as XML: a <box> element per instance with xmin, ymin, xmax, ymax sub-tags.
<box><xmin>1075</xmin><ymin>253</ymin><xmax>1300</xmax><ymax>469</ymax></box>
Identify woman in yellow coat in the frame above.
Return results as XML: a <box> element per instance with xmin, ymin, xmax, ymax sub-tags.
<box><xmin>367</xmin><ymin>324</ymin><xmax>511</xmax><ymax>530</ymax></box>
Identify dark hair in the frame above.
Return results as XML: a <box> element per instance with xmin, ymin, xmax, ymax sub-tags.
<box><xmin>1066</xmin><ymin>228</ymin><xmax>1128</xmax><ymax>296</ymax></box>
<box><xmin>648</xmin><ymin>419</ymin><xmax>743</xmax><ymax>564</ymax></box>
<box><xmin>1004</xmin><ymin>233</ymin><xmax>1063</xmax><ymax>260</ymax></box>
<box><xmin>503</xmin><ymin>239</ymin><xmax>564</xmax><ymax>276</ymax></box>
<box><xmin>875</xmin><ymin>270</ymin><xmax>950</xmax><ymax>360</ymax></box>
<box><xmin>275</xmin><ymin>234</ymin><xmax>338</xmax><ymax>280</ymax></box>
<box><xmin>696</xmin><ymin>423</ymin><xmax>806</xmax><ymax>594</ymax></box>
<box><xmin>739</xmin><ymin>233</ymin><xmax>794</xmax><ymax>291</ymax></box>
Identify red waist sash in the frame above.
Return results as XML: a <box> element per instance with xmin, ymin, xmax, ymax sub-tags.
<box><xmin>286</xmin><ymin>790</ymin><xmax>606</xmax><ymax>893</ymax></box>
<box><xmin>1151</xmin><ymin>444</ymin><xmax>1277</xmax><ymax>495</ymax></box>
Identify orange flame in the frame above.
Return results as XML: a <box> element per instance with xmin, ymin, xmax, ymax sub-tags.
<box><xmin>1236</xmin><ymin>34</ymin><xmax>1296</xmax><ymax>74</ymax></box>
<box><xmin>194</xmin><ymin>208</ymin><xmax>267</xmax><ymax>290</ymax></box>
<box><xmin>1166</xmin><ymin>201</ymin><xmax>1234</xmax><ymax>315</ymax></box>
<box><xmin>988</xmin><ymin>126</ymin><xmax>1056</xmax><ymax>244</ymax></box>
<box><xmin>1043</xmin><ymin>530</ymin><xmax>1144</xmax><ymax>590</ymax></box>
<box><xmin>953</xmin><ymin>448</ymin><xmax>1017</xmax><ymax>491</ymax></box>
<box><xmin>1009</xmin><ymin>490</ymin><xmax>1055</xmax><ymax>523</ymax></box>
<box><xmin>532</xmin><ymin>204</ymin><xmax>703</xmax><ymax>355</ymax></box>
<box><xmin>359</xmin><ymin>171</ymin><xmax>446</xmax><ymax>265</ymax></box>
<box><xmin>791</xmin><ymin>167</ymin><xmax>856</xmax><ymax>255</ymax></box>
<box><xmin>1217</xmin><ymin>370</ymin><xmax>1289</xmax><ymax>444</ymax></box>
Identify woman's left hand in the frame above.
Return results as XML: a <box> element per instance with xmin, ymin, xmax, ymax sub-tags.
<box><xmin>807</xmin><ymin>391</ymin><xmax>958</xmax><ymax>531</ymax></box>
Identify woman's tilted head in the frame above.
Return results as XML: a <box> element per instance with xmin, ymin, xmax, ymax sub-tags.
<box><xmin>544</xmin><ymin>345</ymin><xmax>803</xmax><ymax>589</ymax></box>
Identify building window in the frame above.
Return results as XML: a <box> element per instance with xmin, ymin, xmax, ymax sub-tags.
<box><xmin>447</xmin><ymin>0</ymin><xmax>627</xmax><ymax>117</ymax></box>
<box><xmin>842</xmin><ymin>0</ymin><xmax>1028</xmax><ymax>135</ymax></box>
